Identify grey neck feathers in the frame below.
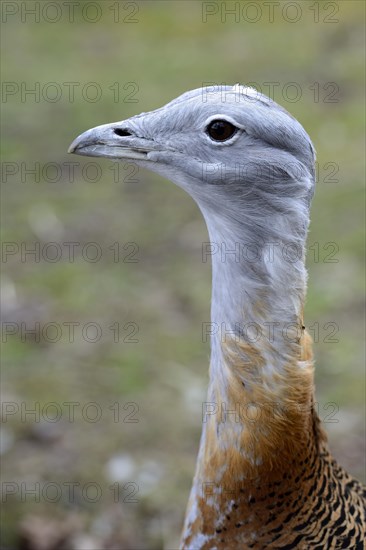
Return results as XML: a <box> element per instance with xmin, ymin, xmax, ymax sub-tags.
<box><xmin>198</xmin><ymin>174</ymin><xmax>311</xmax><ymax>395</ymax></box>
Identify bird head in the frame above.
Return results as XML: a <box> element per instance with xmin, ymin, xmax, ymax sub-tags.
<box><xmin>69</xmin><ymin>84</ymin><xmax>315</xmax><ymax>236</ymax></box>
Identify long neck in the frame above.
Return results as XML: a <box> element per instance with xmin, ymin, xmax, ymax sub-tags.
<box><xmin>207</xmin><ymin>213</ymin><xmax>308</xmax><ymax>394</ymax></box>
<box><xmin>202</xmin><ymin>210</ymin><xmax>318</xmax><ymax>467</ymax></box>
<box><xmin>181</xmin><ymin>205</ymin><xmax>327</xmax><ymax>547</ymax></box>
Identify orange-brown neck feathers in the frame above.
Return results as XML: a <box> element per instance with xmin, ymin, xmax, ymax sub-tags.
<box><xmin>200</xmin><ymin>327</ymin><xmax>324</xmax><ymax>483</ymax></box>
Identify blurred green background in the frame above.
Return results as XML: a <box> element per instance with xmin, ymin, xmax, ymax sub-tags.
<box><xmin>1</xmin><ymin>1</ymin><xmax>365</xmax><ymax>548</ymax></box>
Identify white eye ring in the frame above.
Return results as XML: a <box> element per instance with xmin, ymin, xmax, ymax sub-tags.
<box><xmin>202</xmin><ymin>115</ymin><xmax>245</xmax><ymax>146</ymax></box>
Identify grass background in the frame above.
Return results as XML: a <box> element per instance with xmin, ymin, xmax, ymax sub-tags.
<box><xmin>1</xmin><ymin>1</ymin><xmax>365</xmax><ymax>548</ymax></box>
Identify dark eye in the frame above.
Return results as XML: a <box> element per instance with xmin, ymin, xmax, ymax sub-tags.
<box><xmin>206</xmin><ymin>120</ymin><xmax>237</xmax><ymax>142</ymax></box>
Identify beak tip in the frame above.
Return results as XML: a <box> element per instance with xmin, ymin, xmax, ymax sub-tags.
<box><xmin>67</xmin><ymin>140</ymin><xmax>78</xmax><ymax>154</ymax></box>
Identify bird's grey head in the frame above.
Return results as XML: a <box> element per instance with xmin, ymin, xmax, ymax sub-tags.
<box><xmin>69</xmin><ymin>84</ymin><xmax>316</xmax><ymax>242</ymax></box>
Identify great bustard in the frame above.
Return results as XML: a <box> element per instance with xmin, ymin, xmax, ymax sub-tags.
<box><xmin>69</xmin><ymin>85</ymin><xmax>365</xmax><ymax>549</ymax></box>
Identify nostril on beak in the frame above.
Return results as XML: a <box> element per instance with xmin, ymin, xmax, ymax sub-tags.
<box><xmin>114</xmin><ymin>128</ymin><xmax>133</xmax><ymax>137</ymax></box>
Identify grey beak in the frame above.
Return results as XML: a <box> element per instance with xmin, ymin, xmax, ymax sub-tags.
<box><xmin>68</xmin><ymin>122</ymin><xmax>159</xmax><ymax>161</ymax></box>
